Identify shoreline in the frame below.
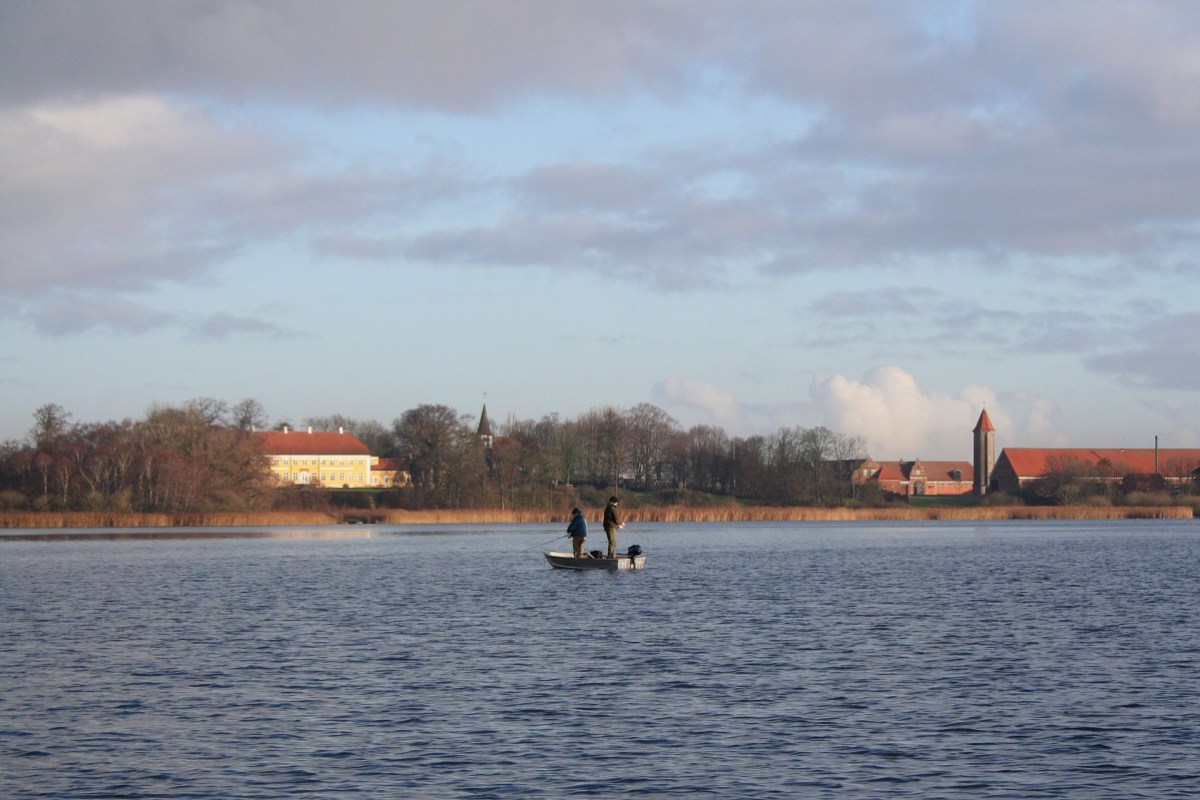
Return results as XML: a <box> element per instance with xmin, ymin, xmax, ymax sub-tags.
<box><xmin>0</xmin><ymin>504</ymin><xmax>1193</xmax><ymax>529</ymax></box>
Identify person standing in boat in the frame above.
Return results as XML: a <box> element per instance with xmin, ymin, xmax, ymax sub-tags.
<box><xmin>567</xmin><ymin>507</ymin><xmax>589</xmax><ymax>558</ymax></box>
<box><xmin>603</xmin><ymin>495</ymin><xmax>624</xmax><ymax>559</ymax></box>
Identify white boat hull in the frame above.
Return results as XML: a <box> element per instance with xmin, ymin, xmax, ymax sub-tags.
<box><xmin>544</xmin><ymin>551</ymin><xmax>646</xmax><ymax>571</ymax></box>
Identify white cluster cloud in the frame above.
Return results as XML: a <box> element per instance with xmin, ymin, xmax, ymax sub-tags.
<box><xmin>650</xmin><ymin>366</ymin><xmax>1073</xmax><ymax>460</ymax></box>
<box><xmin>810</xmin><ymin>367</ymin><xmax>980</xmax><ymax>459</ymax></box>
<box><xmin>652</xmin><ymin>378</ymin><xmax>746</xmax><ymax>433</ymax></box>
<box><xmin>808</xmin><ymin>366</ymin><xmax>1055</xmax><ymax>460</ymax></box>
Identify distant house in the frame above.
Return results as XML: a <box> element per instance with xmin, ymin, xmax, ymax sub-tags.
<box><xmin>854</xmin><ymin>409</ymin><xmax>1200</xmax><ymax>500</ymax></box>
<box><xmin>990</xmin><ymin>448</ymin><xmax>1200</xmax><ymax>494</ymax></box>
<box><xmin>853</xmin><ymin>458</ymin><xmax>975</xmax><ymax>497</ymax></box>
<box><xmin>255</xmin><ymin>427</ymin><xmax>409</xmax><ymax>489</ymax></box>
<box><xmin>370</xmin><ymin>457</ymin><xmax>408</xmax><ymax>488</ymax></box>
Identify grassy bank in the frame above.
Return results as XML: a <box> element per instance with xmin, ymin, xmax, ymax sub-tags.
<box><xmin>1</xmin><ymin>505</ymin><xmax>1193</xmax><ymax>529</ymax></box>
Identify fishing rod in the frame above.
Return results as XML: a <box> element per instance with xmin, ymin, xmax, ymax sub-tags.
<box><xmin>522</xmin><ymin>531</ymin><xmax>570</xmax><ymax>552</ymax></box>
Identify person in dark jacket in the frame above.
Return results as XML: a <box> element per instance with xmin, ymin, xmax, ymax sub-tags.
<box><xmin>567</xmin><ymin>507</ymin><xmax>588</xmax><ymax>558</ymax></box>
<box><xmin>603</xmin><ymin>496</ymin><xmax>623</xmax><ymax>559</ymax></box>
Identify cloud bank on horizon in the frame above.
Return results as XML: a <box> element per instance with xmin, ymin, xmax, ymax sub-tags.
<box><xmin>2</xmin><ymin>1</ymin><xmax>1198</xmax><ymax>459</ymax></box>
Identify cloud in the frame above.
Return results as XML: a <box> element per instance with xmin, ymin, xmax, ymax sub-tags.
<box><xmin>27</xmin><ymin>296</ymin><xmax>177</xmax><ymax>336</ymax></box>
<box><xmin>810</xmin><ymin>365</ymin><xmax>1065</xmax><ymax>459</ymax></box>
<box><xmin>1083</xmin><ymin>312</ymin><xmax>1200</xmax><ymax>390</ymax></box>
<box><xmin>194</xmin><ymin>313</ymin><xmax>293</xmax><ymax>341</ymax></box>
<box><xmin>653</xmin><ymin>378</ymin><xmax>746</xmax><ymax>432</ymax></box>
<box><xmin>0</xmin><ymin>94</ymin><xmax>285</xmax><ymax>298</ymax></box>
<box><xmin>0</xmin><ymin>93</ymin><xmax>467</xmax><ymax>321</ymax></box>
<box><xmin>5</xmin><ymin>3</ymin><xmax>1200</xmax><ymax>313</ymax></box>
<box><xmin>811</xmin><ymin>366</ymin><xmax>967</xmax><ymax>459</ymax></box>
<box><xmin>801</xmin><ymin>284</ymin><xmax>1179</xmax><ymax>373</ymax></box>
<box><xmin>0</xmin><ymin>1</ymin><xmax>711</xmax><ymax>110</ymax></box>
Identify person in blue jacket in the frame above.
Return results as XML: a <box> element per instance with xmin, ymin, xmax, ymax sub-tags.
<box><xmin>566</xmin><ymin>507</ymin><xmax>588</xmax><ymax>558</ymax></box>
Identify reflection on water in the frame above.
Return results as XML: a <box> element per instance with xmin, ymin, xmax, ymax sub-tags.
<box><xmin>0</xmin><ymin>524</ymin><xmax>509</xmax><ymax>542</ymax></box>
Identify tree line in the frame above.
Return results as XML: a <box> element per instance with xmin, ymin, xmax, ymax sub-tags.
<box><xmin>0</xmin><ymin>399</ymin><xmax>868</xmax><ymax>513</ymax></box>
<box><xmin>0</xmin><ymin>401</ymin><xmax>274</xmax><ymax>513</ymax></box>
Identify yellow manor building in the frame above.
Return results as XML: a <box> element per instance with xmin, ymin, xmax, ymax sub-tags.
<box><xmin>254</xmin><ymin>428</ymin><xmax>404</xmax><ymax>489</ymax></box>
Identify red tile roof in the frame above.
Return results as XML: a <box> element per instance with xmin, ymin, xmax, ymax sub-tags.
<box><xmin>876</xmin><ymin>461</ymin><xmax>974</xmax><ymax>482</ymax></box>
<box><xmin>999</xmin><ymin>448</ymin><xmax>1200</xmax><ymax>478</ymax></box>
<box><xmin>254</xmin><ymin>430</ymin><xmax>370</xmax><ymax>456</ymax></box>
<box><xmin>973</xmin><ymin>409</ymin><xmax>995</xmax><ymax>433</ymax></box>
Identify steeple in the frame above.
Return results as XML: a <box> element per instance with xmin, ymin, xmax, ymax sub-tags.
<box><xmin>477</xmin><ymin>401</ymin><xmax>493</xmax><ymax>449</ymax></box>
<box><xmin>973</xmin><ymin>409</ymin><xmax>996</xmax><ymax>495</ymax></box>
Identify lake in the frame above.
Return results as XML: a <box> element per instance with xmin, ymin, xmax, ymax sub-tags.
<box><xmin>3</xmin><ymin>520</ymin><xmax>1199</xmax><ymax>798</ymax></box>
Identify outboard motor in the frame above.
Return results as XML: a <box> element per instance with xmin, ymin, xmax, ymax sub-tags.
<box><xmin>626</xmin><ymin>544</ymin><xmax>642</xmax><ymax>558</ymax></box>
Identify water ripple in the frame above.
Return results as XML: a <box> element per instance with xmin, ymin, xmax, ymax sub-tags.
<box><xmin>3</xmin><ymin>521</ymin><xmax>1199</xmax><ymax>798</ymax></box>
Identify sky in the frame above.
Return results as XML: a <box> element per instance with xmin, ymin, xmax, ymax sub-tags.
<box><xmin>2</xmin><ymin>1</ymin><xmax>1199</xmax><ymax>461</ymax></box>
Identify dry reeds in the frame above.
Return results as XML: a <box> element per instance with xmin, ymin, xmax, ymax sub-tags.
<box><xmin>607</xmin><ymin>505</ymin><xmax>1195</xmax><ymax>522</ymax></box>
<box><xmin>1</xmin><ymin>505</ymin><xmax>1192</xmax><ymax>529</ymax></box>
<box><xmin>0</xmin><ymin>511</ymin><xmax>342</xmax><ymax>529</ymax></box>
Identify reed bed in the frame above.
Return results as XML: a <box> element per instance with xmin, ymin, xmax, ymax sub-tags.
<box><xmin>606</xmin><ymin>505</ymin><xmax>1195</xmax><ymax>522</ymax></box>
<box><xmin>1</xmin><ymin>505</ymin><xmax>1192</xmax><ymax>529</ymax></box>
<box><xmin>0</xmin><ymin>511</ymin><xmax>342</xmax><ymax>529</ymax></box>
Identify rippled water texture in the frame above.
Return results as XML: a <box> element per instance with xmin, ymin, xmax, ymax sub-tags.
<box><xmin>3</xmin><ymin>521</ymin><xmax>1199</xmax><ymax>798</ymax></box>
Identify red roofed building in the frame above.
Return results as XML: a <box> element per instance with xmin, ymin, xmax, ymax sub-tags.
<box><xmin>255</xmin><ymin>427</ymin><xmax>408</xmax><ymax>488</ymax></box>
<box><xmin>370</xmin><ymin>457</ymin><xmax>408</xmax><ymax>488</ymax></box>
<box><xmin>854</xmin><ymin>458</ymin><xmax>975</xmax><ymax>497</ymax></box>
<box><xmin>991</xmin><ymin>447</ymin><xmax>1200</xmax><ymax>494</ymax></box>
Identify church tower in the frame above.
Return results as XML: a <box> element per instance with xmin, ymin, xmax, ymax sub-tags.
<box><xmin>973</xmin><ymin>409</ymin><xmax>996</xmax><ymax>496</ymax></box>
<box><xmin>477</xmin><ymin>401</ymin><xmax>493</xmax><ymax>450</ymax></box>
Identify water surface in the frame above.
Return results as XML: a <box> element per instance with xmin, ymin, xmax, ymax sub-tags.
<box><xmin>3</xmin><ymin>521</ymin><xmax>1198</xmax><ymax>798</ymax></box>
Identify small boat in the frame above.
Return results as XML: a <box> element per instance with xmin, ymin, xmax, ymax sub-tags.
<box><xmin>544</xmin><ymin>545</ymin><xmax>645</xmax><ymax>571</ymax></box>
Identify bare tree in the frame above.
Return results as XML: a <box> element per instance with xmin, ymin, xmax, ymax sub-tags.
<box><xmin>625</xmin><ymin>403</ymin><xmax>679</xmax><ymax>488</ymax></box>
<box><xmin>185</xmin><ymin>397</ymin><xmax>229</xmax><ymax>426</ymax></box>
<box><xmin>231</xmin><ymin>398</ymin><xmax>269</xmax><ymax>431</ymax></box>
<box><xmin>392</xmin><ymin>404</ymin><xmax>483</xmax><ymax>506</ymax></box>
<box><xmin>729</xmin><ymin>435</ymin><xmax>768</xmax><ymax>500</ymax></box>
<box><xmin>304</xmin><ymin>414</ymin><xmax>393</xmax><ymax>454</ymax></box>
<box><xmin>576</xmin><ymin>406</ymin><xmax>630</xmax><ymax>488</ymax></box>
<box><xmin>684</xmin><ymin>425</ymin><xmax>731</xmax><ymax>494</ymax></box>
<box><xmin>30</xmin><ymin>403</ymin><xmax>71</xmax><ymax>448</ymax></box>
<box><xmin>1031</xmin><ymin>455</ymin><xmax>1095</xmax><ymax>505</ymax></box>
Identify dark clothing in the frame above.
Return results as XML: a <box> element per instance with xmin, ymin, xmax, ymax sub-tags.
<box><xmin>603</xmin><ymin>501</ymin><xmax>621</xmax><ymax>532</ymax></box>
<box><xmin>567</xmin><ymin>512</ymin><xmax>588</xmax><ymax>558</ymax></box>
<box><xmin>603</xmin><ymin>501</ymin><xmax>621</xmax><ymax>559</ymax></box>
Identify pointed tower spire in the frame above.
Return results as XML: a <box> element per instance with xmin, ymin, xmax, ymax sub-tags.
<box><xmin>973</xmin><ymin>408</ymin><xmax>996</xmax><ymax>495</ymax></box>
<box><xmin>477</xmin><ymin>399</ymin><xmax>493</xmax><ymax>449</ymax></box>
